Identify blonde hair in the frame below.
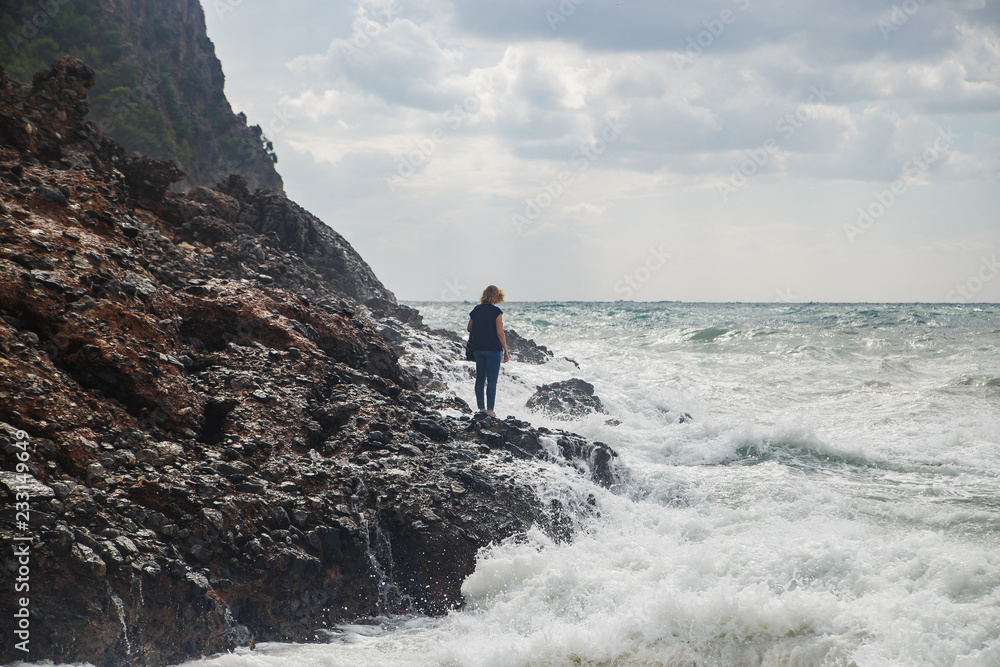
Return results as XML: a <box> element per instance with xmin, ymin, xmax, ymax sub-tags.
<box><xmin>480</xmin><ymin>285</ymin><xmax>505</xmax><ymax>305</ymax></box>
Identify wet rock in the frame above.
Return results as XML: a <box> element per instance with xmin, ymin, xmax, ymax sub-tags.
<box><xmin>526</xmin><ymin>378</ymin><xmax>607</xmax><ymax>419</ymax></box>
<box><xmin>95</xmin><ymin>540</ymin><xmax>124</xmax><ymax>571</ymax></box>
<box><xmin>71</xmin><ymin>543</ymin><xmax>107</xmax><ymax>578</ymax></box>
<box><xmin>505</xmin><ymin>328</ymin><xmax>554</xmax><ymax>364</ymax></box>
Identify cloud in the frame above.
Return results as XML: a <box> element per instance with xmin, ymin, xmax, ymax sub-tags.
<box><xmin>203</xmin><ymin>0</ymin><xmax>1000</xmax><ymax>301</ymax></box>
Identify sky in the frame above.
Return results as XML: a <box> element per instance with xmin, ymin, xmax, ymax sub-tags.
<box><xmin>202</xmin><ymin>0</ymin><xmax>1000</xmax><ymax>303</ymax></box>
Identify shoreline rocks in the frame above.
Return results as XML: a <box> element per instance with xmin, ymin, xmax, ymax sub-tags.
<box><xmin>0</xmin><ymin>58</ymin><xmax>621</xmax><ymax>666</ymax></box>
<box><xmin>527</xmin><ymin>378</ymin><xmax>607</xmax><ymax>419</ymax></box>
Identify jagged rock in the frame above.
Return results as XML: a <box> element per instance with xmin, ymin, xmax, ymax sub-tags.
<box><xmin>213</xmin><ymin>175</ymin><xmax>394</xmax><ymax>304</ymax></box>
<box><xmin>366</xmin><ymin>297</ymin><xmax>426</xmax><ymax>328</ymax></box>
<box><xmin>70</xmin><ymin>543</ymin><xmax>107</xmax><ymax>578</ymax></box>
<box><xmin>35</xmin><ymin>185</ymin><xmax>68</xmax><ymax>205</ymax></box>
<box><xmin>506</xmin><ymin>328</ymin><xmax>554</xmax><ymax>364</ymax></box>
<box><xmin>412</xmin><ymin>418</ymin><xmax>450</xmax><ymax>442</ymax></box>
<box><xmin>186</xmin><ymin>186</ymin><xmax>241</xmax><ymax>222</ymax></box>
<box><xmin>526</xmin><ymin>379</ymin><xmax>607</xmax><ymax>419</ymax></box>
<box><xmin>0</xmin><ymin>56</ymin><xmax>625</xmax><ymax>667</ymax></box>
<box><xmin>121</xmin><ymin>271</ymin><xmax>157</xmax><ymax>300</ymax></box>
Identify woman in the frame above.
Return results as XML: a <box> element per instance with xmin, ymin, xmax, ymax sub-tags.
<box><xmin>467</xmin><ymin>285</ymin><xmax>511</xmax><ymax>415</ymax></box>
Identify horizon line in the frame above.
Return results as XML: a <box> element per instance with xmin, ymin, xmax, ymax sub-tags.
<box><xmin>402</xmin><ymin>300</ymin><xmax>999</xmax><ymax>306</ymax></box>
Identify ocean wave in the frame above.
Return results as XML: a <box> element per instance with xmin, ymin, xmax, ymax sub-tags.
<box><xmin>943</xmin><ymin>374</ymin><xmax>1000</xmax><ymax>393</ymax></box>
<box><xmin>686</xmin><ymin>324</ymin><xmax>737</xmax><ymax>342</ymax></box>
<box><xmin>725</xmin><ymin>428</ymin><xmax>872</xmax><ymax>470</ymax></box>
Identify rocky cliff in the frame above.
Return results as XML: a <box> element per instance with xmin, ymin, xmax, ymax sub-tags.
<box><xmin>0</xmin><ymin>0</ymin><xmax>283</xmax><ymax>193</ymax></box>
<box><xmin>0</xmin><ymin>58</ymin><xmax>619</xmax><ymax>666</ymax></box>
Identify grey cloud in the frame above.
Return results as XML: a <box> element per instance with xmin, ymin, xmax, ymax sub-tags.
<box><xmin>280</xmin><ymin>147</ymin><xmax>399</xmax><ymax>202</ymax></box>
<box><xmin>449</xmin><ymin>0</ymin><xmax>987</xmax><ymax>68</ymax></box>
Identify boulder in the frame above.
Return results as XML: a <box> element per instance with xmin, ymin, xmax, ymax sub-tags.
<box><xmin>526</xmin><ymin>378</ymin><xmax>607</xmax><ymax>419</ymax></box>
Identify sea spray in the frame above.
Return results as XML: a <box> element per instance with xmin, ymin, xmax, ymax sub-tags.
<box><xmin>180</xmin><ymin>303</ymin><xmax>1000</xmax><ymax>667</ymax></box>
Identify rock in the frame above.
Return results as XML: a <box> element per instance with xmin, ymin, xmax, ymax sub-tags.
<box><xmin>186</xmin><ymin>186</ymin><xmax>240</xmax><ymax>222</ymax></box>
<box><xmin>250</xmin><ymin>390</ymin><xmax>272</xmax><ymax>403</ymax></box>
<box><xmin>11</xmin><ymin>253</ymin><xmax>54</xmax><ymax>271</ymax></box>
<box><xmin>114</xmin><ymin>536</ymin><xmax>139</xmax><ymax>558</ymax></box>
<box><xmin>235</xmin><ymin>482</ymin><xmax>265</xmax><ymax>494</ymax></box>
<box><xmin>85</xmin><ymin>463</ymin><xmax>106</xmax><ymax>486</ymax></box>
<box><xmin>0</xmin><ymin>53</ymin><xmax>628</xmax><ymax>667</ymax></box>
<box><xmin>30</xmin><ymin>270</ymin><xmax>67</xmax><ymax>291</ymax></box>
<box><xmin>379</xmin><ymin>325</ymin><xmax>404</xmax><ymax>344</ymax></box>
<box><xmin>505</xmin><ymin>329</ymin><xmax>554</xmax><ymax>365</ymax></box>
<box><xmin>216</xmin><ymin>462</ymin><xmax>249</xmax><ymax>480</ymax></box>
<box><xmin>526</xmin><ymin>379</ymin><xmax>607</xmax><ymax>419</ymax></box>
<box><xmin>0</xmin><ymin>472</ymin><xmax>55</xmax><ymax>500</ymax></box>
<box><xmin>121</xmin><ymin>271</ymin><xmax>157</xmax><ymax>299</ymax></box>
<box><xmin>411</xmin><ymin>418</ymin><xmax>450</xmax><ymax>442</ymax></box>
<box><xmin>71</xmin><ymin>543</ymin><xmax>107</xmax><ymax>578</ymax></box>
<box><xmin>135</xmin><ymin>449</ymin><xmax>161</xmax><ymax>465</ymax></box>
<box><xmin>34</xmin><ymin>185</ymin><xmax>68</xmax><ymax>205</ymax></box>
<box><xmin>191</xmin><ymin>544</ymin><xmax>214</xmax><ymax>564</ymax></box>
<box><xmin>201</xmin><ymin>508</ymin><xmax>226</xmax><ymax>537</ymax></box>
<box><xmin>183</xmin><ymin>215</ymin><xmax>237</xmax><ymax>245</ymax></box>
<box><xmin>230</xmin><ymin>375</ymin><xmax>256</xmax><ymax>391</ymax></box>
<box><xmin>154</xmin><ymin>441</ymin><xmax>184</xmax><ymax>463</ymax></box>
<box><xmin>45</xmin><ymin>526</ymin><xmax>75</xmax><ymax>556</ymax></box>
<box><xmin>95</xmin><ymin>540</ymin><xmax>124</xmax><ymax>571</ymax></box>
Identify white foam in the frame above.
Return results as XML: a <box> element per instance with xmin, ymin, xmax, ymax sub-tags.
<box><xmin>178</xmin><ymin>303</ymin><xmax>1000</xmax><ymax>666</ymax></box>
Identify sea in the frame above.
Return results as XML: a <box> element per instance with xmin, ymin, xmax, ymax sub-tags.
<box><xmin>180</xmin><ymin>302</ymin><xmax>998</xmax><ymax>666</ymax></box>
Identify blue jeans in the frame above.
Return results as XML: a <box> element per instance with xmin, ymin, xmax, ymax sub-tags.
<box><xmin>473</xmin><ymin>350</ymin><xmax>502</xmax><ymax>411</ymax></box>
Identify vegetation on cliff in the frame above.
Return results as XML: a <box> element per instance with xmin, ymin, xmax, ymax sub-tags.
<box><xmin>0</xmin><ymin>0</ymin><xmax>282</xmax><ymax>192</ymax></box>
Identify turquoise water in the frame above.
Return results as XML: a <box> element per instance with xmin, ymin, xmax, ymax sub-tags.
<box><xmin>184</xmin><ymin>302</ymin><xmax>1000</xmax><ymax>666</ymax></box>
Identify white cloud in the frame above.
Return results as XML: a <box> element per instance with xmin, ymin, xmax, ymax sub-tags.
<box><xmin>203</xmin><ymin>0</ymin><xmax>1000</xmax><ymax>301</ymax></box>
